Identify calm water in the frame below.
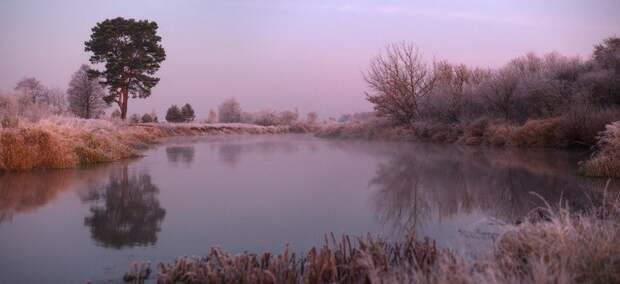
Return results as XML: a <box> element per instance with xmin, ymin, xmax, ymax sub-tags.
<box><xmin>0</xmin><ymin>134</ymin><xmax>614</xmax><ymax>283</ymax></box>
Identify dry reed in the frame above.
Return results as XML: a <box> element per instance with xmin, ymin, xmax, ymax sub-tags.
<box><xmin>142</xmin><ymin>197</ymin><xmax>620</xmax><ymax>284</ymax></box>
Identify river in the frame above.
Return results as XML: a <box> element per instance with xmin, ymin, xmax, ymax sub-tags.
<box><xmin>0</xmin><ymin>134</ymin><xmax>614</xmax><ymax>283</ymax></box>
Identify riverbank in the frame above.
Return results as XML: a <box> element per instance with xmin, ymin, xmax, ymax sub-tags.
<box><xmin>127</xmin><ymin>198</ymin><xmax>620</xmax><ymax>284</ymax></box>
<box><xmin>0</xmin><ymin>116</ymin><xmax>311</xmax><ymax>172</ymax></box>
<box><xmin>316</xmin><ymin>115</ymin><xmax>620</xmax><ymax>178</ymax></box>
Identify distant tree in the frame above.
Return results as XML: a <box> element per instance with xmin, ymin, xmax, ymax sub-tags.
<box><xmin>481</xmin><ymin>68</ymin><xmax>519</xmax><ymax>120</ymax></box>
<box><xmin>253</xmin><ymin>109</ymin><xmax>277</xmax><ymax>126</ymax></box>
<box><xmin>85</xmin><ymin>17</ymin><xmax>166</xmax><ymax>120</ymax></box>
<box><xmin>338</xmin><ymin>114</ymin><xmax>352</xmax><ymax>123</ymax></box>
<box><xmin>218</xmin><ymin>98</ymin><xmax>241</xmax><ymax>123</ymax></box>
<box><xmin>206</xmin><ymin>109</ymin><xmax>217</xmax><ymax>124</ymax></box>
<box><xmin>15</xmin><ymin>77</ymin><xmax>46</xmax><ymax>104</ymax></box>
<box><xmin>277</xmin><ymin>109</ymin><xmax>298</xmax><ymax>125</ymax></box>
<box><xmin>591</xmin><ymin>37</ymin><xmax>620</xmax><ymax>105</ymax></box>
<box><xmin>306</xmin><ymin>112</ymin><xmax>318</xmax><ymax>124</ymax></box>
<box><xmin>165</xmin><ymin>105</ymin><xmax>184</xmax><ymax>123</ymax></box>
<box><xmin>593</xmin><ymin>37</ymin><xmax>620</xmax><ymax>73</ymax></box>
<box><xmin>149</xmin><ymin>111</ymin><xmax>159</xmax><ymax>123</ymax></box>
<box><xmin>67</xmin><ymin>64</ymin><xmax>108</xmax><ymax>118</ymax></box>
<box><xmin>129</xmin><ymin>114</ymin><xmax>140</xmax><ymax>123</ymax></box>
<box><xmin>44</xmin><ymin>88</ymin><xmax>68</xmax><ymax>115</ymax></box>
<box><xmin>241</xmin><ymin>111</ymin><xmax>255</xmax><ymax>124</ymax></box>
<box><xmin>181</xmin><ymin>103</ymin><xmax>195</xmax><ymax>122</ymax></box>
<box><xmin>365</xmin><ymin>42</ymin><xmax>437</xmax><ymax>124</ymax></box>
<box><xmin>111</xmin><ymin>109</ymin><xmax>121</xmax><ymax>119</ymax></box>
<box><xmin>141</xmin><ymin>113</ymin><xmax>154</xmax><ymax>123</ymax></box>
<box><xmin>431</xmin><ymin>61</ymin><xmax>470</xmax><ymax>122</ymax></box>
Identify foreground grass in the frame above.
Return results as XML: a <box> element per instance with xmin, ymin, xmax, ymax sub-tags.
<box><xmin>124</xmin><ymin>197</ymin><xmax>620</xmax><ymax>284</ymax></box>
<box><xmin>0</xmin><ymin>116</ymin><xmax>308</xmax><ymax>172</ymax></box>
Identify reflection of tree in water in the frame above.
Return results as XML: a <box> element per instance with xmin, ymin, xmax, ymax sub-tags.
<box><xmin>371</xmin><ymin>156</ymin><xmax>430</xmax><ymax>233</ymax></box>
<box><xmin>218</xmin><ymin>144</ymin><xmax>243</xmax><ymax>166</ymax></box>
<box><xmin>83</xmin><ymin>166</ymin><xmax>166</xmax><ymax>249</ymax></box>
<box><xmin>371</xmin><ymin>147</ymin><xmax>606</xmax><ymax>234</ymax></box>
<box><xmin>166</xmin><ymin>146</ymin><xmax>195</xmax><ymax>165</ymax></box>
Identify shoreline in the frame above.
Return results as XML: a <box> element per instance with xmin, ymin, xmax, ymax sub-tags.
<box><xmin>0</xmin><ymin>117</ymin><xmax>311</xmax><ymax>172</ymax></box>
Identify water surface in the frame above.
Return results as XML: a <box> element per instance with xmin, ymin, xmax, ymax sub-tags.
<box><xmin>0</xmin><ymin>134</ymin><xmax>614</xmax><ymax>283</ymax></box>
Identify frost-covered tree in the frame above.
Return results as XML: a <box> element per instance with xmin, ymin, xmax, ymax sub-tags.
<box><xmin>254</xmin><ymin>109</ymin><xmax>277</xmax><ymax>126</ymax></box>
<box><xmin>365</xmin><ymin>42</ymin><xmax>437</xmax><ymax>124</ymax></box>
<box><xmin>67</xmin><ymin>65</ymin><xmax>108</xmax><ymax>119</ymax></box>
<box><xmin>45</xmin><ymin>88</ymin><xmax>68</xmax><ymax>115</ymax></box>
<box><xmin>218</xmin><ymin>98</ymin><xmax>241</xmax><ymax>123</ymax></box>
<box><xmin>15</xmin><ymin>77</ymin><xmax>46</xmax><ymax>104</ymax></box>
<box><xmin>306</xmin><ymin>112</ymin><xmax>318</xmax><ymax>125</ymax></box>
<box><xmin>85</xmin><ymin>17</ymin><xmax>166</xmax><ymax>120</ymax></box>
<box><xmin>206</xmin><ymin>109</ymin><xmax>217</xmax><ymax>124</ymax></box>
<box><xmin>593</xmin><ymin>37</ymin><xmax>620</xmax><ymax>73</ymax></box>
<box><xmin>181</xmin><ymin>103</ymin><xmax>195</xmax><ymax>122</ymax></box>
<box><xmin>277</xmin><ymin>109</ymin><xmax>298</xmax><ymax>125</ymax></box>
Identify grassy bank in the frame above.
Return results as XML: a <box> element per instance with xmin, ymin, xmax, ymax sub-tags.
<box><xmin>124</xmin><ymin>197</ymin><xmax>620</xmax><ymax>283</ymax></box>
<box><xmin>316</xmin><ymin>113</ymin><xmax>620</xmax><ymax>177</ymax></box>
<box><xmin>0</xmin><ymin>116</ymin><xmax>309</xmax><ymax>172</ymax></box>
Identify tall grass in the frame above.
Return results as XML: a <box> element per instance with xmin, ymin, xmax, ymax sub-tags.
<box><xmin>128</xmin><ymin>197</ymin><xmax>620</xmax><ymax>284</ymax></box>
<box><xmin>582</xmin><ymin>122</ymin><xmax>620</xmax><ymax>177</ymax></box>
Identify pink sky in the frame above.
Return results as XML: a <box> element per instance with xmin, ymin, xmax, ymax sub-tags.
<box><xmin>1</xmin><ymin>0</ymin><xmax>618</xmax><ymax>118</ymax></box>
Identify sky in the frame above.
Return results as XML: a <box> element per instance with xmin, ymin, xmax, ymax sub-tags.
<box><xmin>0</xmin><ymin>0</ymin><xmax>618</xmax><ymax>119</ymax></box>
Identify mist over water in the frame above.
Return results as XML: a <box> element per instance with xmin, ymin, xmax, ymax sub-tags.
<box><xmin>0</xmin><ymin>134</ymin><xmax>613</xmax><ymax>282</ymax></box>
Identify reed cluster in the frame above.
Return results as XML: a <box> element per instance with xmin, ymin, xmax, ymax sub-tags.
<box><xmin>131</xmin><ymin>197</ymin><xmax>620</xmax><ymax>284</ymax></box>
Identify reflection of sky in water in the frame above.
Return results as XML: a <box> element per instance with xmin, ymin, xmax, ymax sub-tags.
<box><xmin>0</xmin><ymin>134</ymin><xmax>616</xmax><ymax>283</ymax></box>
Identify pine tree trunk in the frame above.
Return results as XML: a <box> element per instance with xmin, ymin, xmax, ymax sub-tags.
<box><xmin>120</xmin><ymin>91</ymin><xmax>129</xmax><ymax>120</ymax></box>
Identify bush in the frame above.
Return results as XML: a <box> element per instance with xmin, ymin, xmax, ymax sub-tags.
<box><xmin>582</xmin><ymin>121</ymin><xmax>620</xmax><ymax>177</ymax></box>
<box><xmin>512</xmin><ymin>118</ymin><xmax>562</xmax><ymax>147</ymax></box>
<box><xmin>141</xmin><ymin>113</ymin><xmax>154</xmax><ymax>123</ymax></box>
<box><xmin>556</xmin><ymin>105</ymin><xmax>620</xmax><ymax>146</ymax></box>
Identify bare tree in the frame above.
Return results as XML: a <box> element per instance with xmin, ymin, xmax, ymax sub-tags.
<box><xmin>431</xmin><ymin>61</ymin><xmax>471</xmax><ymax>121</ymax></box>
<box><xmin>306</xmin><ymin>112</ymin><xmax>318</xmax><ymax>125</ymax></box>
<box><xmin>365</xmin><ymin>42</ymin><xmax>437</xmax><ymax>124</ymax></box>
<box><xmin>206</xmin><ymin>109</ymin><xmax>217</xmax><ymax>124</ymax></box>
<box><xmin>481</xmin><ymin>68</ymin><xmax>519</xmax><ymax>120</ymax></box>
<box><xmin>45</xmin><ymin>88</ymin><xmax>68</xmax><ymax>115</ymax></box>
<box><xmin>218</xmin><ymin>97</ymin><xmax>242</xmax><ymax>123</ymax></box>
<box><xmin>253</xmin><ymin>109</ymin><xmax>277</xmax><ymax>126</ymax></box>
<box><xmin>67</xmin><ymin>65</ymin><xmax>108</xmax><ymax>119</ymax></box>
<box><xmin>15</xmin><ymin>77</ymin><xmax>46</xmax><ymax>104</ymax></box>
<box><xmin>277</xmin><ymin>109</ymin><xmax>298</xmax><ymax>125</ymax></box>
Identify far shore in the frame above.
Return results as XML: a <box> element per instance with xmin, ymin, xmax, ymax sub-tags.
<box><xmin>0</xmin><ymin>116</ymin><xmax>313</xmax><ymax>172</ymax></box>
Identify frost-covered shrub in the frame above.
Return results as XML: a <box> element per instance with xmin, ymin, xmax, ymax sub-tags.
<box><xmin>276</xmin><ymin>110</ymin><xmax>298</xmax><ymax>125</ymax></box>
<box><xmin>0</xmin><ymin>94</ymin><xmax>19</xmax><ymax>128</ymax></box>
<box><xmin>218</xmin><ymin>98</ymin><xmax>241</xmax><ymax>123</ymax></box>
<box><xmin>582</xmin><ymin>121</ymin><xmax>620</xmax><ymax>177</ymax></box>
<box><xmin>253</xmin><ymin>109</ymin><xmax>277</xmax><ymax>126</ymax></box>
